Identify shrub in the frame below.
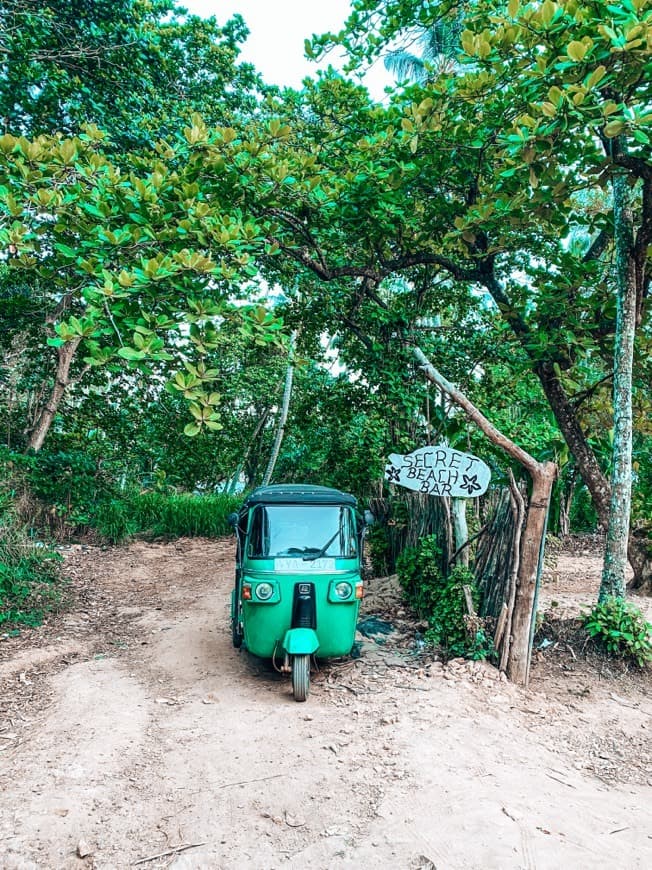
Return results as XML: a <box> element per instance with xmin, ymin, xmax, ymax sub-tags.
<box><xmin>583</xmin><ymin>597</ymin><xmax>652</xmax><ymax>667</ymax></box>
<box><xmin>396</xmin><ymin>534</ymin><xmax>443</xmax><ymax>617</ymax></box>
<box><xmin>93</xmin><ymin>499</ymin><xmax>138</xmax><ymax>544</ymax></box>
<box><xmin>0</xmin><ymin>446</ymin><xmax>118</xmax><ymax>540</ymax></box>
<box><xmin>397</xmin><ymin>535</ymin><xmax>494</xmax><ymax>660</ymax></box>
<box><xmin>0</xmin><ymin>492</ymin><xmax>61</xmax><ymax>627</ymax></box>
<box><xmin>366</xmin><ymin>523</ymin><xmax>391</xmax><ymax>577</ymax></box>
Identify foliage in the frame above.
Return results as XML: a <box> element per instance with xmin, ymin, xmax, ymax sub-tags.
<box><xmin>0</xmin><ymin>0</ymin><xmax>281</xmax><ymax>453</ymax></box>
<box><xmin>569</xmin><ymin>484</ymin><xmax>599</xmax><ymax>533</ymax></box>
<box><xmin>0</xmin><ymin>0</ymin><xmax>265</xmax><ymax>145</ymax></box>
<box><xmin>0</xmin><ymin>444</ymin><xmax>240</xmax><ymax>542</ymax></box>
<box><xmin>397</xmin><ymin>534</ymin><xmax>494</xmax><ymax>659</ymax></box>
<box><xmin>0</xmin><ymin>490</ymin><xmax>61</xmax><ymax>627</ymax></box>
<box><xmin>396</xmin><ymin>534</ymin><xmax>443</xmax><ymax>614</ymax></box>
<box><xmin>0</xmin><ymin>446</ymin><xmax>118</xmax><ymax>538</ymax></box>
<box><xmin>0</xmin><ymin>124</ymin><xmax>288</xmax><ymax>448</ymax></box>
<box><xmin>366</xmin><ymin>523</ymin><xmax>392</xmax><ymax>576</ymax></box>
<box><xmin>272</xmin><ymin>364</ymin><xmax>392</xmax><ymax>493</ymax></box>
<box><xmin>96</xmin><ymin>491</ymin><xmax>242</xmax><ymax>542</ymax></box>
<box><xmin>26</xmin><ymin>449</ymin><xmax>112</xmax><ymax>528</ymax></box>
<box><xmin>583</xmin><ymin>596</ymin><xmax>652</xmax><ymax>668</ymax></box>
<box><xmin>0</xmin><ymin>0</ymin><xmax>650</xmax><ymax>616</ymax></box>
<box><xmin>301</xmin><ymin>1</ymin><xmax>650</xmax><ymax>588</ymax></box>
<box><xmin>91</xmin><ymin>499</ymin><xmax>138</xmax><ymax>545</ymax></box>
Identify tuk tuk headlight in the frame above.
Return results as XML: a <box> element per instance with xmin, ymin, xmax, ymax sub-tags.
<box><xmin>255</xmin><ymin>582</ymin><xmax>274</xmax><ymax>601</ymax></box>
<box><xmin>334</xmin><ymin>581</ymin><xmax>353</xmax><ymax>600</ymax></box>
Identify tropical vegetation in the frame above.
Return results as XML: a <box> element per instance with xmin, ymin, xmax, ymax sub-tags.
<box><xmin>0</xmin><ymin>0</ymin><xmax>650</xmax><ymax>678</ymax></box>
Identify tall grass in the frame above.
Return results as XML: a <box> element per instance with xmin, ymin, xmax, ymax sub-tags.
<box><xmin>94</xmin><ymin>491</ymin><xmax>241</xmax><ymax>543</ymax></box>
<box><xmin>0</xmin><ymin>493</ymin><xmax>61</xmax><ymax>627</ymax></box>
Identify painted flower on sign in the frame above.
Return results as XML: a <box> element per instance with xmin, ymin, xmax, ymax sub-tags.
<box><xmin>460</xmin><ymin>474</ymin><xmax>482</xmax><ymax>495</ymax></box>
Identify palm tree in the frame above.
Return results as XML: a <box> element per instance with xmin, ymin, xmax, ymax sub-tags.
<box><xmin>384</xmin><ymin>17</ymin><xmax>464</xmax><ymax>82</ymax></box>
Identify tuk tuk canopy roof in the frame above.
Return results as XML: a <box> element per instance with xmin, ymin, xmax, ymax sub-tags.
<box><xmin>241</xmin><ymin>484</ymin><xmax>357</xmax><ymax>511</ymax></box>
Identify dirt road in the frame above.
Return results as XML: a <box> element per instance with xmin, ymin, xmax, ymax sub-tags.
<box><xmin>0</xmin><ymin>539</ymin><xmax>650</xmax><ymax>869</ymax></box>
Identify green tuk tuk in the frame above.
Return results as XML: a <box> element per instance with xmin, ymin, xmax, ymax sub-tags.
<box><xmin>229</xmin><ymin>484</ymin><xmax>366</xmax><ymax>701</ymax></box>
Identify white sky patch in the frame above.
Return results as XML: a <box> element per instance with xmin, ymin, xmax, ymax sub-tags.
<box><xmin>184</xmin><ymin>0</ymin><xmax>392</xmax><ymax>100</ymax></box>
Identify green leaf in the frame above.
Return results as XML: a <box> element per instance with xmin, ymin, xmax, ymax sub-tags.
<box><xmin>567</xmin><ymin>41</ymin><xmax>589</xmax><ymax>62</ymax></box>
<box><xmin>604</xmin><ymin>120</ymin><xmax>625</xmax><ymax>137</ymax></box>
<box><xmin>117</xmin><ymin>347</ymin><xmax>146</xmax><ymax>361</ymax></box>
<box><xmin>54</xmin><ymin>243</ymin><xmax>77</xmax><ymax>259</ymax></box>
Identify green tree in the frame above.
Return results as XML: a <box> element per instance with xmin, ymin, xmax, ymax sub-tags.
<box><xmin>288</xmin><ymin>2</ymin><xmax>651</xmax><ymax>591</ymax></box>
<box><xmin>0</xmin><ymin>0</ymin><xmax>278</xmax><ymax>455</ymax></box>
<box><xmin>451</xmin><ymin>0</ymin><xmax>651</xmax><ymax>595</ymax></box>
<box><xmin>0</xmin><ymin>0</ymin><xmax>265</xmax><ymax>145</ymax></box>
<box><xmin>0</xmin><ymin>122</ymin><xmax>284</xmax><ymax>451</ymax></box>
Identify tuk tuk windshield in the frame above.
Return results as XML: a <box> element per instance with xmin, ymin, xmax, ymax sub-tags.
<box><xmin>247</xmin><ymin>504</ymin><xmax>357</xmax><ymax>559</ymax></box>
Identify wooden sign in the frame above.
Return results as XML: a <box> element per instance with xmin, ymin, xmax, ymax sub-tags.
<box><xmin>385</xmin><ymin>445</ymin><xmax>491</xmax><ymax>497</ymax></box>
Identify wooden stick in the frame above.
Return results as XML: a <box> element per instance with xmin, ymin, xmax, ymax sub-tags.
<box><xmin>133</xmin><ymin>842</ymin><xmax>206</xmax><ymax>865</ymax></box>
<box><xmin>494</xmin><ymin>602</ymin><xmax>509</xmax><ymax>648</ymax></box>
<box><xmin>500</xmin><ymin>473</ymin><xmax>525</xmax><ymax>673</ymax></box>
<box><xmin>217</xmin><ymin>772</ymin><xmax>285</xmax><ymax>790</ymax></box>
<box><xmin>462</xmin><ymin>585</ymin><xmax>476</xmax><ymax>618</ymax></box>
<box><xmin>545</xmin><ymin>772</ymin><xmax>576</xmax><ymax>789</ymax></box>
<box><xmin>446</xmin><ymin>524</ymin><xmax>488</xmax><ymax>568</ymax></box>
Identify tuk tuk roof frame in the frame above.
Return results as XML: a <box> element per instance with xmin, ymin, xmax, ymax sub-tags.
<box><xmin>240</xmin><ymin>484</ymin><xmax>357</xmax><ymax>513</ymax></box>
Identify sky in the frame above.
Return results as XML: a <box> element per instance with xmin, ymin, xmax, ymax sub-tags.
<box><xmin>183</xmin><ymin>0</ymin><xmax>392</xmax><ymax>99</ymax></box>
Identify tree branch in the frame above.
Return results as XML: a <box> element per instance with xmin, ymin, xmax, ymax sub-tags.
<box><xmin>613</xmin><ymin>154</ymin><xmax>652</xmax><ymax>182</ymax></box>
<box><xmin>411</xmin><ymin>343</ymin><xmax>542</xmax><ymax>476</ymax></box>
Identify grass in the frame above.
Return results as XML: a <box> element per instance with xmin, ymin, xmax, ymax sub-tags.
<box><xmin>94</xmin><ymin>491</ymin><xmax>241</xmax><ymax>543</ymax></box>
<box><xmin>0</xmin><ymin>493</ymin><xmax>62</xmax><ymax>627</ymax></box>
<box><xmin>0</xmin><ymin>486</ymin><xmax>239</xmax><ymax>626</ymax></box>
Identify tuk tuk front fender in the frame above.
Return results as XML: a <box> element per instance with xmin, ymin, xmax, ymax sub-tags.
<box><xmin>283</xmin><ymin>628</ymin><xmax>320</xmax><ymax>656</ymax></box>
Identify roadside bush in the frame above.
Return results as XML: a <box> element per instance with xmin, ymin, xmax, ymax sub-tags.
<box><xmin>0</xmin><ymin>447</ymin><xmax>240</xmax><ymax>544</ymax></box>
<box><xmin>366</xmin><ymin>523</ymin><xmax>391</xmax><ymax>577</ymax></box>
<box><xmin>92</xmin><ymin>498</ymin><xmax>138</xmax><ymax>544</ymax></box>
<box><xmin>569</xmin><ymin>483</ymin><xmax>598</xmax><ymax>533</ymax></box>
<box><xmin>396</xmin><ymin>534</ymin><xmax>444</xmax><ymax>617</ymax></box>
<box><xmin>0</xmin><ymin>492</ymin><xmax>61</xmax><ymax>627</ymax></box>
<box><xmin>0</xmin><ymin>447</ymin><xmax>118</xmax><ymax>540</ymax></box>
<box><xmin>397</xmin><ymin>535</ymin><xmax>494</xmax><ymax>661</ymax></box>
<box><xmin>583</xmin><ymin>597</ymin><xmax>652</xmax><ymax>668</ymax></box>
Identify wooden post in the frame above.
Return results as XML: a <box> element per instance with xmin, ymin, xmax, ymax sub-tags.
<box><xmin>412</xmin><ymin>345</ymin><xmax>557</xmax><ymax>685</ymax></box>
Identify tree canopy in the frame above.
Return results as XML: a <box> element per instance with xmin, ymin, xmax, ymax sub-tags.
<box><xmin>1</xmin><ymin>0</ymin><xmax>650</xmax><ymax>602</ymax></box>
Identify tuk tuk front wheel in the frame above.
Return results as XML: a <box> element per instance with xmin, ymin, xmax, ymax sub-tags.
<box><xmin>291</xmin><ymin>654</ymin><xmax>310</xmax><ymax>702</ymax></box>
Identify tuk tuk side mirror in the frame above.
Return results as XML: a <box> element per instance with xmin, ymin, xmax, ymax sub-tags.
<box><xmin>363</xmin><ymin>510</ymin><xmax>375</xmax><ymax>526</ymax></box>
<box><xmin>228</xmin><ymin>512</ymin><xmax>239</xmax><ymax>530</ymax></box>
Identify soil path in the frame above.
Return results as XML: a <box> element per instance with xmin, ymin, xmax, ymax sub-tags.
<box><xmin>0</xmin><ymin>539</ymin><xmax>650</xmax><ymax>869</ymax></box>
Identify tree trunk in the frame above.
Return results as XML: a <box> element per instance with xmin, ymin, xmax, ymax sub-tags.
<box><xmin>26</xmin><ymin>338</ymin><xmax>81</xmax><ymax>452</ymax></box>
<box><xmin>451</xmin><ymin>498</ymin><xmax>469</xmax><ymax>568</ymax></box>
<box><xmin>506</xmin><ymin>463</ymin><xmax>556</xmax><ymax>684</ymax></box>
<box><xmin>628</xmin><ymin>526</ymin><xmax>652</xmax><ymax>595</ymax></box>
<box><xmin>412</xmin><ymin>345</ymin><xmax>557</xmax><ymax>685</ymax></box>
<box><xmin>534</xmin><ymin>355</ymin><xmax>650</xmax><ymax>593</ymax></box>
<box><xmin>487</xmin><ymin>276</ymin><xmax>651</xmax><ymax>592</ymax></box>
<box><xmin>600</xmin><ymin>172</ymin><xmax>637</xmax><ymax>600</ymax></box>
<box><xmin>262</xmin><ymin>330</ymin><xmax>297</xmax><ymax>486</ymax></box>
<box><xmin>559</xmin><ymin>478</ymin><xmax>575</xmax><ymax>539</ymax></box>
<box><xmin>535</xmin><ymin>361</ymin><xmax>611</xmax><ymax>526</ymax></box>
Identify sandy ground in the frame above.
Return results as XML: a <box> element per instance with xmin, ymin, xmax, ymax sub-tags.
<box><xmin>0</xmin><ymin>538</ymin><xmax>650</xmax><ymax>870</ymax></box>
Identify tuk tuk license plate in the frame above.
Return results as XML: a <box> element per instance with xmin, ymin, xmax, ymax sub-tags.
<box><xmin>274</xmin><ymin>558</ymin><xmax>336</xmax><ymax>572</ymax></box>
